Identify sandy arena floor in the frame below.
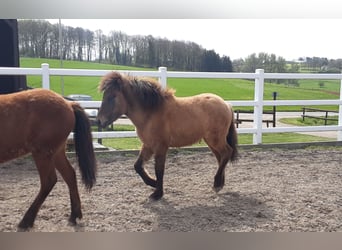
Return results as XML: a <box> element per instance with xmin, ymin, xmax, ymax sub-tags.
<box><xmin>0</xmin><ymin>146</ymin><xmax>341</xmax><ymax>232</ymax></box>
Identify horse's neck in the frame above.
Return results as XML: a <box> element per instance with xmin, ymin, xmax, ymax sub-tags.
<box><xmin>126</xmin><ymin>109</ymin><xmax>149</xmax><ymax>129</ymax></box>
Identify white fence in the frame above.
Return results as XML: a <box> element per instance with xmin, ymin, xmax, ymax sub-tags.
<box><xmin>1</xmin><ymin>63</ymin><xmax>342</xmax><ymax>144</ymax></box>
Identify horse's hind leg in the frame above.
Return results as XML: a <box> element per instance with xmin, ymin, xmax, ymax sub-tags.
<box><xmin>54</xmin><ymin>149</ymin><xmax>82</xmax><ymax>225</ymax></box>
<box><xmin>134</xmin><ymin>145</ymin><xmax>156</xmax><ymax>187</ymax></box>
<box><xmin>213</xmin><ymin>146</ymin><xmax>232</xmax><ymax>192</ymax></box>
<box><xmin>18</xmin><ymin>153</ymin><xmax>57</xmax><ymax>230</ymax></box>
<box><xmin>206</xmin><ymin>141</ymin><xmax>233</xmax><ymax>192</ymax></box>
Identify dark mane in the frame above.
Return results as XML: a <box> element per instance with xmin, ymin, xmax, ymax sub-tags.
<box><xmin>99</xmin><ymin>71</ymin><xmax>123</xmax><ymax>92</ymax></box>
<box><xmin>99</xmin><ymin>71</ymin><xmax>175</xmax><ymax>110</ymax></box>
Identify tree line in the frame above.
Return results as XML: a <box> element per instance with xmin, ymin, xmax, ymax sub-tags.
<box><xmin>233</xmin><ymin>52</ymin><xmax>300</xmax><ymax>85</ymax></box>
<box><xmin>18</xmin><ymin>20</ymin><xmax>232</xmax><ymax>72</ymax></box>
<box><xmin>297</xmin><ymin>56</ymin><xmax>342</xmax><ymax>73</ymax></box>
<box><xmin>233</xmin><ymin>53</ymin><xmax>342</xmax><ymax>73</ymax></box>
<box><xmin>232</xmin><ymin>52</ymin><xmax>342</xmax><ymax>86</ymax></box>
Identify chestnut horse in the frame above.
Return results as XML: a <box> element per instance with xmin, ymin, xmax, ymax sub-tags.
<box><xmin>97</xmin><ymin>72</ymin><xmax>238</xmax><ymax>200</ymax></box>
<box><xmin>0</xmin><ymin>88</ymin><xmax>96</xmax><ymax>230</ymax></box>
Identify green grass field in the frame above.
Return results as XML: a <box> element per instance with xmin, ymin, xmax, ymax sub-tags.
<box><xmin>95</xmin><ymin>124</ymin><xmax>331</xmax><ymax>150</ymax></box>
<box><xmin>280</xmin><ymin>116</ymin><xmax>338</xmax><ymax>126</ymax></box>
<box><xmin>100</xmin><ymin>133</ymin><xmax>331</xmax><ymax>150</ymax></box>
<box><xmin>20</xmin><ymin>57</ymin><xmax>148</xmax><ymax>100</ymax></box>
<box><xmin>20</xmin><ymin>57</ymin><xmax>340</xmax><ymax>111</ymax></box>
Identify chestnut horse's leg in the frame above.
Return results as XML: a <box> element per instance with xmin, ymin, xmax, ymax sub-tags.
<box><xmin>18</xmin><ymin>153</ymin><xmax>57</xmax><ymax>230</ymax></box>
<box><xmin>54</xmin><ymin>149</ymin><xmax>82</xmax><ymax>225</ymax></box>
<box><xmin>134</xmin><ymin>145</ymin><xmax>156</xmax><ymax>187</ymax></box>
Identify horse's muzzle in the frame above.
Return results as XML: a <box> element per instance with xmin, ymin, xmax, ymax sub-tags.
<box><xmin>96</xmin><ymin>117</ymin><xmax>109</xmax><ymax>129</ymax></box>
<box><xmin>97</xmin><ymin>113</ymin><xmax>120</xmax><ymax>128</ymax></box>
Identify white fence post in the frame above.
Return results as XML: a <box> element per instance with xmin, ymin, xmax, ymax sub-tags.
<box><xmin>338</xmin><ymin>72</ymin><xmax>342</xmax><ymax>141</ymax></box>
<box><xmin>41</xmin><ymin>63</ymin><xmax>50</xmax><ymax>89</ymax></box>
<box><xmin>253</xmin><ymin>69</ymin><xmax>265</xmax><ymax>144</ymax></box>
<box><xmin>158</xmin><ymin>67</ymin><xmax>167</xmax><ymax>89</ymax></box>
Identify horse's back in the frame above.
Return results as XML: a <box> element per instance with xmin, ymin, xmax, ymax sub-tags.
<box><xmin>160</xmin><ymin>93</ymin><xmax>233</xmax><ymax>147</ymax></box>
<box><xmin>0</xmin><ymin>89</ymin><xmax>75</xmax><ymax>162</ymax></box>
<box><xmin>173</xmin><ymin>93</ymin><xmax>231</xmax><ymax>123</ymax></box>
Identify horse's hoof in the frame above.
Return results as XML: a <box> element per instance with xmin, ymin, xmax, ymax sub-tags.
<box><xmin>213</xmin><ymin>185</ymin><xmax>223</xmax><ymax>193</ymax></box>
<box><xmin>68</xmin><ymin>218</ymin><xmax>77</xmax><ymax>226</ymax></box>
<box><xmin>214</xmin><ymin>177</ymin><xmax>225</xmax><ymax>192</ymax></box>
<box><xmin>68</xmin><ymin>214</ymin><xmax>82</xmax><ymax>226</ymax></box>
<box><xmin>18</xmin><ymin>220</ymin><xmax>33</xmax><ymax>231</ymax></box>
<box><xmin>69</xmin><ymin>210</ymin><xmax>82</xmax><ymax>225</ymax></box>
<box><xmin>17</xmin><ymin>226</ymin><xmax>31</xmax><ymax>232</ymax></box>
<box><xmin>149</xmin><ymin>191</ymin><xmax>163</xmax><ymax>200</ymax></box>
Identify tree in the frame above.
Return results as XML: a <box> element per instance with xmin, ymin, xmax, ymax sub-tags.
<box><xmin>85</xmin><ymin>29</ymin><xmax>94</xmax><ymax>61</ymax></box>
<box><xmin>232</xmin><ymin>58</ymin><xmax>244</xmax><ymax>72</ymax></box>
<box><xmin>201</xmin><ymin>50</ymin><xmax>221</xmax><ymax>72</ymax></box>
<box><xmin>75</xmin><ymin>27</ymin><xmax>84</xmax><ymax>61</ymax></box>
<box><xmin>220</xmin><ymin>56</ymin><xmax>233</xmax><ymax>72</ymax></box>
<box><xmin>95</xmin><ymin>29</ymin><xmax>103</xmax><ymax>62</ymax></box>
<box><xmin>147</xmin><ymin>35</ymin><xmax>156</xmax><ymax>67</ymax></box>
<box><xmin>18</xmin><ymin>19</ymin><xmax>52</xmax><ymax>58</ymax></box>
<box><xmin>242</xmin><ymin>53</ymin><xmax>259</xmax><ymax>72</ymax></box>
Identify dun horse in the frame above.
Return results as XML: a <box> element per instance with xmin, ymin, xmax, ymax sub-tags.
<box><xmin>97</xmin><ymin>72</ymin><xmax>238</xmax><ymax>200</ymax></box>
<box><xmin>0</xmin><ymin>88</ymin><xmax>96</xmax><ymax>230</ymax></box>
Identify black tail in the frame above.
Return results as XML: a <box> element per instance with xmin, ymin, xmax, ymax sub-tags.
<box><xmin>227</xmin><ymin>109</ymin><xmax>238</xmax><ymax>162</ymax></box>
<box><xmin>72</xmin><ymin>103</ymin><xmax>97</xmax><ymax>190</ymax></box>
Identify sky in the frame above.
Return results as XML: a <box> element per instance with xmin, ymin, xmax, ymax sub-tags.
<box><xmin>46</xmin><ymin>19</ymin><xmax>342</xmax><ymax>61</ymax></box>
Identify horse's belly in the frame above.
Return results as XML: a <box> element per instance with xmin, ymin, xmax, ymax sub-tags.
<box><xmin>169</xmin><ymin>130</ymin><xmax>202</xmax><ymax>147</ymax></box>
<box><xmin>0</xmin><ymin>146</ymin><xmax>30</xmax><ymax>164</ymax></box>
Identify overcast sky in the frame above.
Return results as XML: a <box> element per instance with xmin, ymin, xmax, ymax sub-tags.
<box><xmin>47</xmin><ymin>19</ymin><xmax>342</xmax><ymax>61</ymax></box>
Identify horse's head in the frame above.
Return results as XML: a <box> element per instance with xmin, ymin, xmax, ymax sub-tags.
<box><xmin>97</xmin><ymin>72</ymin><xmax>128</xmax><ymax>128</ymax></box>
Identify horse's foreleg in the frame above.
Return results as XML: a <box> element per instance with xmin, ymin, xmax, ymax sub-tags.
<box><xmin>18</xmin><ymin>154</ymin><xmax>57</xmax><ymax>230</ymax></box>
<box><xmin>150</xmin><ymin>153</ymin><xmax>167</xmax><ymax>200</ymax></box>
<box><xmin>134</xmin><ymin>146</ymin><xmax>156</xmax><ymax>187</ymax></box>
<box><xmin>54</xmin><ymin>150</ymin><xmax>82</xmax><ymax>225</ymax></box>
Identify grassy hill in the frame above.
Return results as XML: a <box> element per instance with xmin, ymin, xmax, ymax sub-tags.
<box><xmin>20</xmin><ymin>57</ymin><xmax>340</xmax><ymax>111</ymax></box>
<box><xmin>20</xmin><ymin>57</ymin><xmax>149</xmax><ymax>100</ymax></box>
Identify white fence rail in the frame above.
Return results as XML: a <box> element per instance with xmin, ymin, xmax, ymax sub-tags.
<box><xmin>1</xmin><ymin>63</ymin><xmax>342</xmax><ymax>144</ymax></box>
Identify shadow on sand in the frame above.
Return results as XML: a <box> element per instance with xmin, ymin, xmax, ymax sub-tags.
<box><xmin>144</xmin><ymin>191</ymin><xmax>274</xmax><ymax>232</ymax></box>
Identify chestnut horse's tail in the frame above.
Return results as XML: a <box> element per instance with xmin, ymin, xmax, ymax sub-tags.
<box><xmin>72</xmin><ymin>103</ymin><xmax>97</xmax><ymax>190</ymax></box>
<box><xmin>227</xmin><ymin>109</ymin><xmax>238</xmax><ymax>162</ymax></box>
